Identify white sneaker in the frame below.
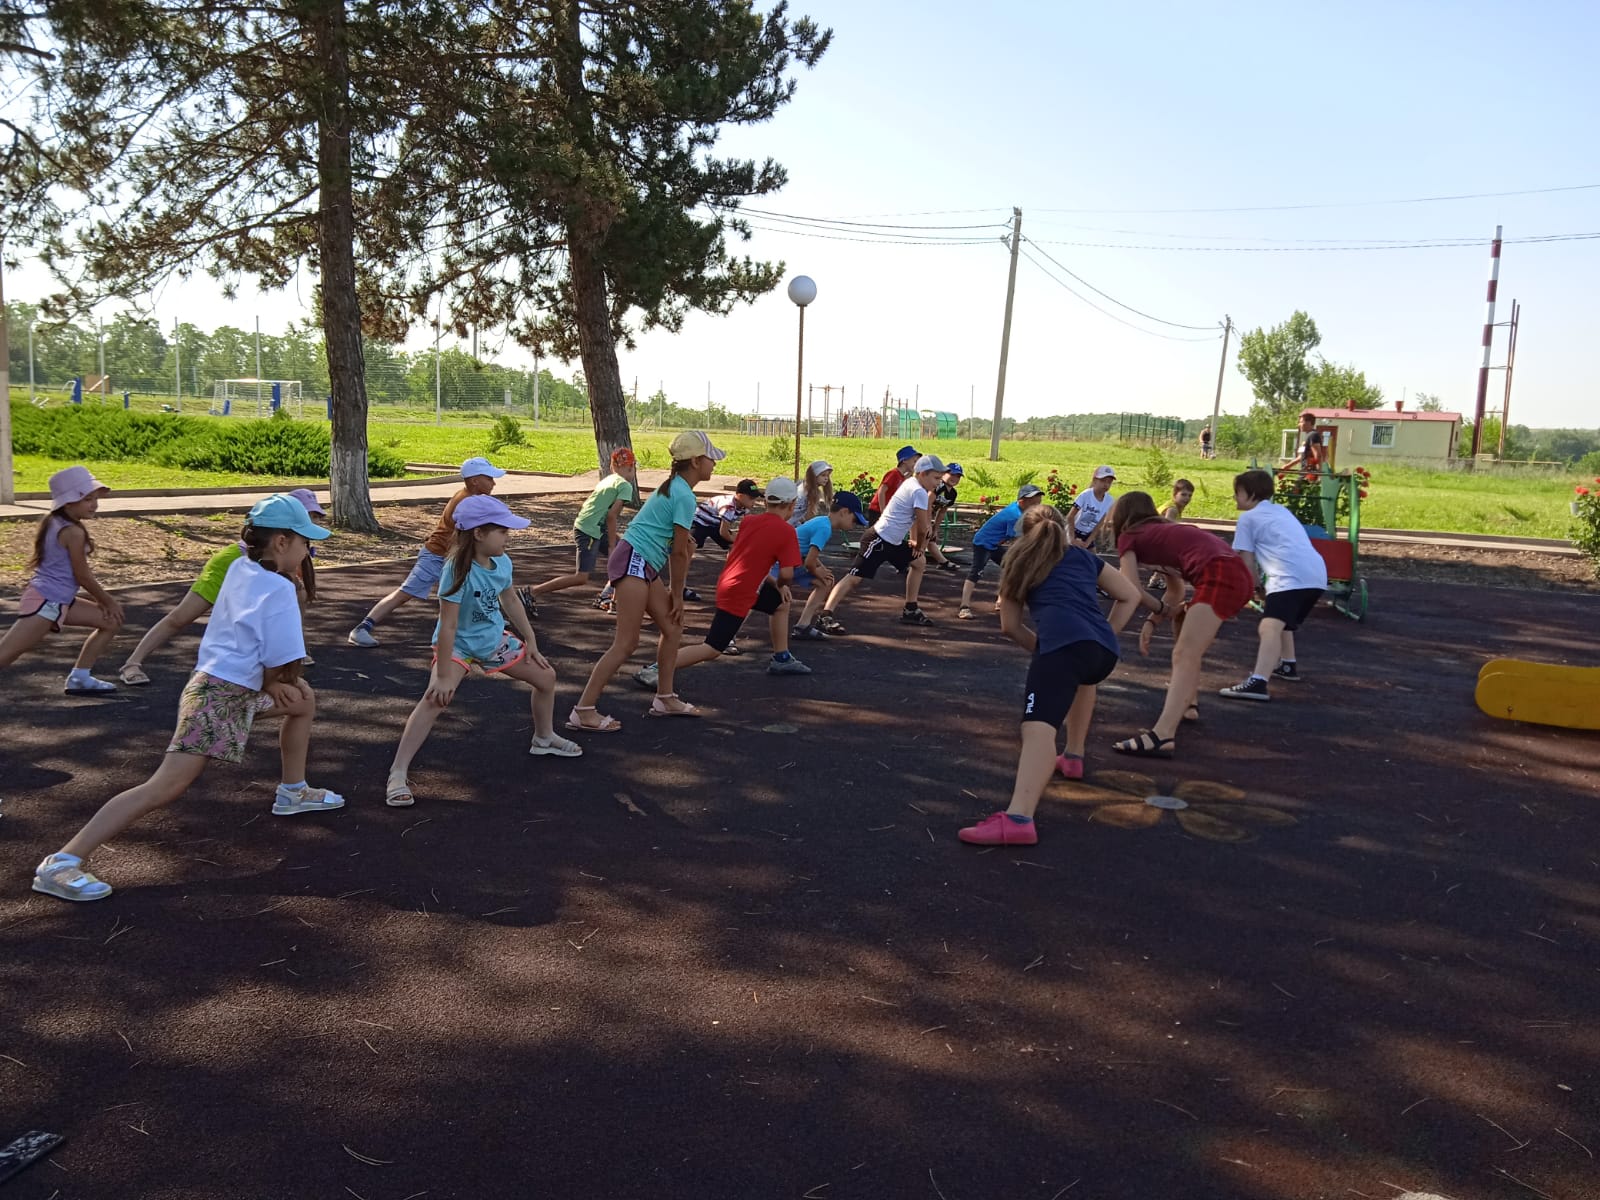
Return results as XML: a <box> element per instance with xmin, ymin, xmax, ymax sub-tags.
<box><xmin>529</xmin><ymin>734</ymin><xmax>584</xmax><ymax>758</ymax></box>
<box><xmin>271</xmin><ymin>784</ymin><xmax>347</xmax><ymax>816</ymax></box>
<box><xmin>33</xmin><ymin>852</ymin><xmax>113</xmax><ymax>902</ymax></box>
<box><xmin>64</xmin><ymin>673</ymin><xmax>117</xmax><ymax>695</ymax></box>
<box><xmin>634</xmin><ymin>663</ymin><xmax>660</xmax><ymax>690</ymax></box>
<box><xmin>347</xmin><ymin>625</ymin><xmax>379</xmax><ymax>648</ymax></box>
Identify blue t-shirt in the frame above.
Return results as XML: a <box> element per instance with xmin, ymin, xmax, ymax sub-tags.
<box><xmin>974</xmin><ymin>502</ymin><xmax>1024</xmax><ymax>550</ymax></box>
<box><xmin>623</xmin><ymin>476</ymin><xmax>696</xmax><ymax>570</ymax></box>
<box><xmin>435</xmin><ymin>554</ymin><xmax>514</xmax><ymax>661</ymax></box>
<box><xmin>795</xmin><ymin>514</ymin><xmax>835</xmax><ymax>560</ymax></box>
<box><xmin>1027</xmin><ymin>546</ymin><xmax>1120</xmax><ymax>658</ymax></box>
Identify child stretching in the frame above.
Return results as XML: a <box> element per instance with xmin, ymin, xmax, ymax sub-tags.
<box><xmin>959</xmin><ymin>506</ymin><xmax>1165</xmax><ymax>846</ymax></box>
<box><xmin>822</xmin><ymin>453</ymin><xmax>944</xmax><ymax>628</ymax></box>
<box><xmin>1070</xmin><ymin>465</ymin><xmax>1117</xmax><ymax>548</ymax></box>
<box><xmin>567</xmin><ymin>431</ymin><xmax>722</xmax><ymax>731</ymax></box>
<box><xmin>31</xmin><ymin>494</ymin><xmax>345</xmax><ymax>902</ymax></box>
<box><xmin>958</xmin><ymin>483</ymin><xmax>1044</xmax><ymax>619</ymax></box>
<box><xmin>385</xmin><ymin>496</ymin><xmax>579</xmax><ymax>806</ymax></box>
<box><xmin>924</xmin><ymin>463</ymin><xmax>963</xmax><ymax>571</ymax></box>
<box><xmin>690</xmin><ymin>479</ymin><xmax>761</xmax><ymax>549</ymax></box>
<box><xmin>1108</xmin><ymin>491</ymin><xmax>1256</xmax><ymax>757</ymax></box>
<box><xmin>635</xmin><ymin>477</ymin><xmax>813</xmax><ymax>690</ymax></box>
<box><xmin>0</xmin><ymin>466</ymin><xmax>125</xmax><ymax>694</ymax></box>
<box><xmin>118</xmin><ymin>488</ymin><xmax>325</xmax><ymax>685</ymax></box>
<box><xmin>793</xmin><ymin>460</ymin><xmax>835</xmax><ymax>526</ymax></box>
<box><xmin>1217</xmin><ymin>468</ymin><xmax>1328</xmax><ymax>701</ymax></box>
<box><xmin>348</xmin><ymin>457</ymin><xmax>506</xmax><ymax>646</ymax></box>
<box><xmin>530</xmin><ymin>447</ymin><xmax>638</xmax><ymax>605</ymax></box>
<box><xmin>792</xmin><ymin>490</ymin><xmax>868</xmax><ymax>639</ymax></box>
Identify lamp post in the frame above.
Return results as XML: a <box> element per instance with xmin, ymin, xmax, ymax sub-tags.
<box><xmin>787</xmin><ymin>275</ymin><xmax>816</xmax><ymax>480</ymax></box>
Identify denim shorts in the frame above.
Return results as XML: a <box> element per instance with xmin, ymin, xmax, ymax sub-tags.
<box><xmin>400</xmin><ymin>549</ymin><xmax>447</xmax><ymax>599</ymax></box>
<box><xmin>574</xmin><ymin>528</ymin><xmax>611</xmax><ymax>574</ymax></box>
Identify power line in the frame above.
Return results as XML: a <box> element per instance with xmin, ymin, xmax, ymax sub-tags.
<box><xmin>1029</xmin><ymin>181</ymin><xmax>1600</xmax><ymax>215</ymax></box>
<box><xmin>1025</xmin><ymin>231</ymin><xmax>1600</xmax><ymax>252</ymax></box>
<box><xmin>733</xmin><ymin>205</ymin><xmax>1009</xmax><ymax>232</ymax></box>
<box><xmin>1016</xmin><ymin>247</ymin><xmax>1221</xmax><ymax>342</ymax></box>
<box><xmin>738</xmin><ymin>220</ymin><xmax>1000</xmax><ymax>247</ymax></box>
<box><xmin>1020</xmin><ymin>237</ymin><xmax>1213</xmax><ymax>330</ymax></box>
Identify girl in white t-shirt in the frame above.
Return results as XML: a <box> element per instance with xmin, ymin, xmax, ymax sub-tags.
<box><xmin>31</xmin><ymin>494</ymin><xmax>347</xmax><ymax>903</ymax></box>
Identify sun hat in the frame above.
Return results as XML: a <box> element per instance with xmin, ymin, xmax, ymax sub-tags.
<box><xmin>452</xmin><ymin>495</ymin><xmax>531</xmax><ymax>531</ymax></box>
<box><xmin>1093</xmin><ymin>465</ymin><xmax>1117</xmax><ymax>480</ymax></box>
<box><xmin>830</xmin><ymin>491</ymin><xmax>868</xmax><ymax>525</ymax></box>
<box><xmin>764</xmin><ymin>477</ymin><xmax>799</xmax><ymax>503</ymax></box>
<box><xmin>287</xmin><ymin>488</ymin><xmax>326</xmax><ymax>516</ymax></box>
<box><xmin>247</xmin><ymin>494</ymin><xmax>332</xmax><ymax>540</ymax></box>
<box><xmin>895</xmin><ymin>445</ymin><xmax>919</xmax><ymax>464</ymax></box>
<box><xmin>808</xmin><ymin>460</ymin><xmax>833</xmax><ymax>476</ymax></box>
<box><xmin>48</xmin><ymin>466</ymin><xmax>109</xmax><ymax>508</ymax></box>
<box><xmin>1017</xmin><ymin>484</ymin><xmax>1044</xmax><ymax>499</ymax></box>
<box><xmin>461</xmin><ymin>457</ymin><xmax>507</xmax><ymax>479</ymax></box>
<box><xmin>945</xmin><ymin>462</ymin><xmax>964</xmax><ymax>477</ymax></box>
<box><xmin>668</xmin><ymin>430</ymin><xmax>727</xmax><ymax>462</ymax></box>
<box><xmin>610</xmin><ymin>446</ymin><xmax>637</xmax><ymax>470</ymax></box>
<box><xmin>914</xmin><ymin>454</ymin><xmax>946</xmax><ymax>475</ymax></box>
<box><xmin>734</xmin><ymin>478</ymin><xmax>762</xmax><ymax>497</ymax></box>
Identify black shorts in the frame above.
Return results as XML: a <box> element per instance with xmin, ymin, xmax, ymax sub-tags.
<box><xmin>704</xmin><ymin>581</ymin><xmax>787</xmax><ymax>651</ymax></box>
<box><xmin>1022</xmin><ymin>641</ymin><xmax>1120</xmax><ymax>727</ymax></box>
<box><xmin>691</xmin><ymin>524</ymin><xmax>733</xmax><ymax>550</ymax></box>
<box><xmin>1263</xmin><ymin>587</ymin><xmax>1322</xmax><ymax>631</ymax></box>
<box><xmin>850</xmin><ymin>537</ymin><xmax>915</xmax><ymax>579</ymax></box>
<box><xmin>967</xmin><ymin>544</ymin><xmax>1006</xmax><ymax>581</ymax></box>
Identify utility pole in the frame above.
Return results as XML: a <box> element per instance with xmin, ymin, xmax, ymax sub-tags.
<box><xmin>1209</xmin><ymin>314</ymin><xmax>1233</xmax><ymax>451</ymax></box>
<box><xmin>97</xmin><ymin>317</ymin><xmax>106</xmax><ymax>398</ymax></box>
<box><xmin>0</xmin><ymin>240</ymin><xmax>13</xmax><ymax>503</ymax></box>
<box><xmin>173</xmin><ymin>316</ymin><xmax>181</xmax><ymax>412</ymax></box>
<box><xmin>1499</xmin><ymin>300</ymin><xmax>1520</xmax><ymax>458</ymax></box>
<box><xmin>989</xmin><ymin>206</ymin><xmax>1022</xmax><ymax>461</ymax></box>
<box><xmin>1470</xmin><ymin>225</ymin><xmax>1503</xmax><ymax>458</ymax></box>
<box><xmin>433</xmin><ymin>320</ymin><xmax>442</xmax><ymax>425</ymax></box>
<box><xmin>254</xmin><ymin>314</ymin><xmax>262</xmax><ymax>414</ymax></box>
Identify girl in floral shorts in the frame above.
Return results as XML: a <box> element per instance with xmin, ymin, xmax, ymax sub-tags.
<box><xmin>32</xmin><ymin>494</ymin><xmax>347</xmax><ymax>903</ymax></box>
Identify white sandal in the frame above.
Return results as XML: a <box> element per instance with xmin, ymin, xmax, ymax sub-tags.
<box><xmin>529</xmin><ymin>733</ymin><xmax>583</xmax><ymax>758</ymax></box>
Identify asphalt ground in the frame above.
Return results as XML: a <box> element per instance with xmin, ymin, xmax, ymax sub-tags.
<box><xmin>2</xmin><ymin>545</ymin><xmax>1597</xmax><ymax>1200</ymax></box>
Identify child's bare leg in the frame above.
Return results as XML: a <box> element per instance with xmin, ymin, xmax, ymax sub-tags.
<box><xmin>60</xmin><ymin>753</ymin><xmax>210</xmax><ymax>861</ymax></box>
<box><xmin>1155</xmin><ymin>605</ymin><xmax>1223</xmax><ymax>740</ymax></box>
<box><xmin>364</xmin><ymin>587</ymin><xmax>414</xmax><ymax>625</ymax></box>
<box><xmin>1251</xmin><ymin>617</ymin><xmax>1288</xmax><ymax>679</ymax></box>
<box><xmin>506</xmin><ymin>656</ymin><xmax>558</xmax><ymax>740</ymax></box>
<box><xmin>769</xmin><ymin>603</ymin><xmax>790</xmax><ymax>654</ymax></box>
<box><xmin>645</xmin><ymin>580</ymin><xmax>686</xmax><ymax>702</ymax></box>
<box><xmin>65</xmin><ymin>601</ymin><xmax>123</xmax><ymax>670</ymax></box>
<box><xmin>959</xmin><ymin>578</ymin><xmax>977</xmax><ymax>609</ymax></box>
<box><xmin>798</xmin><ymin>586</ymin><xmax>828</xmax><ymax>627</ymax></box>
<box><xmin>390</xmin><ymin>661</ymin><xmax>468</xmax><ymax>777</ymax></box>
<box><xmin>576</xmin><ymin>578</ymin><xmax>647</xmax><ymax>710</ymax></box>
<box><xmin>904</xmin><ymin>558</ymin><xmax>927</xmax><ymax>606</ymax></box>
<box><xmin>1280</xmin><ymin>630</ymin><xmax>1297</xmax><ymax>664</ymax></box>
<box><xmin>531</xmin><ymin>570</ymin><xmax>591</xmax><ymax>595</ymax></box>
<box><xmin>0</xmin><ymin>615</ymin><xmax>55</xmax><ymax>668</ymax></box>
<box><xmin>1005</xmin><ymin>723</ymin><xmax>1058</xmax><ymax>819</ymax></box>
<box><xmin>257</xmin><ymin>685</ymin><xmax>318</xmax><ymax>783</ymax></box>
<box><xmin>123</xmin><ymin>592</ymin><xmax>213</xmax><ymax>670</ymax></box>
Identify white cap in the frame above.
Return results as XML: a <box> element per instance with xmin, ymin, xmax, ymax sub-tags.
<box><xmin>914</xmin><ymin>454</ymin><xmax>945</xmax><ymax>475</ymax></box>
<box><xmin>668</xmin><ymin>429</ymin><xmax>727</xmax><ymax>462</ymax></box>
<box><xmin>461</xmin><ymin>456</ymin><xmax>507</xmax><ymax>479</ymax></box>
<box><xmin>1093</xmin><ymin>465</ymin><xmax>1117</xmax><ymax>480</ymax></box>
<box><xmin>807</xmin><ymin>460</ymin><xmax>833</xmax><ymax>477</ymax></box>
<box><xmin>764</xmin><ymin>476</ymin><xmax>799</xmax><ymax>503</ymax></box>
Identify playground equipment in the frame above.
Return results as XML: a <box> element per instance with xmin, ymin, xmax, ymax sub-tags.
<box><xmin>211</xmin><ymin>378</ymin><xmax>304</xmax><ymax>417</ymax></box>
<box><xmin>1303</xmin><ymin>470</ymin><xmax>1368</xmax><ymax>621</ymax></box>
<box><xmin>1475</xmin><ymin>659</ymin><xmax>1600</xmax><ymax>730</ymax></box>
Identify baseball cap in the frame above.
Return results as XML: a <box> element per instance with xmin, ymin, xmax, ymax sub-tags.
<box><xmin>895</xmin><ymin>444</ymin><xmax>919</xmax><ymax>463</ymax></box>
<box><xmin>807</xmin><ymin>460</ymin><xmax>833</xmax><ymax>476</ymax></box>
<box><xmin>914</xmin><ymin>454</ymin><xmax>945</xmax><ymax>475</ymax></box>
<box><xmin>461</xmin><ymin>456</ymin><xmax>506</xmax><ymax>479</ymax></box>
<box><xmin>610</xmin><ymin>446</ymin><xmax>637</xmax><ymax>470</ymax></box>
<box><xmin>453</xmin><ymin>494</ymin><xmax>530</xmax><ymax>531</ymax></box>
<box><xmin>764</xmin><ymin>476</ymin><xmax>799</xmax><ymax>503</ymax></box>
<box><xmin>287</xmin><ymin>488</ymin><xmax>326</xmax><ymax>516</ymax></box>
<box><xmin>830</xmin><ymin>491</ymin><xmax>868</xmax><ymax>525</ymax></box>
<box><xmin>48</xmin><ymin>465</ymin><xmax>109</xmax><ymax>508</ymax></box>
<box><xmin>1093</xmin><ymin>465</ymin><xmax>1117</xmax><ymax>480</ymax></box>
<box><xmin>1017</xmin><ymin>484</ymin><xmax>1044</xmax><ymax>499</ymax></box>
<box><xmin>668</xmin><ymin>430</ymin><xmax>727</xmax><ymax>462</ymax></box>
<box><xmin>735</xmin><ymin>478</ymin><xmax>761</xmax><ymax>497</ymax></box>
<box><xmin>247</xmin><ymin>493</ymin><xmax>332</xmax><ymax>540</ymax></box>
<box><xmin>945</xmin><ymin>462</ymin><xmax>964</xmax><ymax>477</ymax></box>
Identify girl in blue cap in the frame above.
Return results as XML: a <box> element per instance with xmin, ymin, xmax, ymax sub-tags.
<box><xmin>385</xmin><ymin>494</ymin><xmax>580</xmax><ymax>806</ymax></box>
<box><xmin>32</xmin><ymin>493</ymin><xmax>346</xmax><ymax>902</ymax></box>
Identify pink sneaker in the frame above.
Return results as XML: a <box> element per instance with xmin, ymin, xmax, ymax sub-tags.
<box><xmin>1055</xmin><ymin>754</ymin><xmax>1084</xmax><ymax>780</ymax></box>
<box><xmin>958</xmin><ymin>812</ymin><xmax>1038</xmax><ymax>846</ymax></box>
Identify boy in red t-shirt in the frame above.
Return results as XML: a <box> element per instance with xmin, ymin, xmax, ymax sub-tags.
<box><xmin>633</xmin><ymin>478</ymin><xmax>812</xmax><ymax>691</ymax></box>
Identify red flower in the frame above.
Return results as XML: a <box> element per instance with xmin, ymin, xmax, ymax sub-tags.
<box><xmin>1359</xmin><ymin>489</ymin><xmax>1369</xmax><ymax>498</ymax></box>
<box><xmin>1593</xmin><ymin>477</ymin><xmax>1600</xmax><ymax>484</ymax></box>
<box><xmin>1579</xmin><ymin>487</ymin><xmax>1592</xmax><ymax>496</ymax></box>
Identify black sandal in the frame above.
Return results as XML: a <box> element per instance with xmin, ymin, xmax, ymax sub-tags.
<box><xmin>1113</xmin><ymin>729</ymin><xmax>1175</xmax><ymax>758</ymax></box>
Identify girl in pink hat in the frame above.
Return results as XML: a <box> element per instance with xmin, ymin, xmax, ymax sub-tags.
<box><xmin>0</xmin><ymin>466</ymin><xmax>125</xmax><ymax>693</ymax></box>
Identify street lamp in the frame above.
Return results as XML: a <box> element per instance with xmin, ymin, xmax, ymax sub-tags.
<box><xmin>787</xmin><ymin>275</ymin><xmax>816</xmax><ymax>481</ymax></box>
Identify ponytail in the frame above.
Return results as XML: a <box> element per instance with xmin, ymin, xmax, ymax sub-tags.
<box><xmin>656</xmin><ymin>458</ymin><xmax>694</xmax><ymax>497</ymax></box>
<box><xmin>441</xmin><ymin>526</ymin><xmax>478</xmax><ymax>598</ymax></box>
<box><xmin>242</xmin><ymin>522</ymin><xmax>291</xmax><ymax>576</ymax></box>
<box><xmin>998</xmin><ymin>505</ymin><xmax>1068</xmax><ymax>602</ymax></box>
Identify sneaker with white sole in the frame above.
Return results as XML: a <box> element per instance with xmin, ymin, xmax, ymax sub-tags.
<box><xmin>817</xmin><ymin>613</ymin><xmax>846</xmax><ymax>635</ymax></box>
<box><xmin>63</xmin><ymin>674</ymin><xmax>117</xmax><ymax>695</ymax></box>
<box><xmin>721</xmin><ymin>639</ymin><xmax>744</xmax><ymax>657</ymax></box>
<box><xmin>793</xmin><ymin>624</ymin><xmax>828</xmax><ymax>640</ymax></box>
<box><xmin>271</xmin><ymin>784</ymin><xmax>347</xmax><ymax>816</ymax></box>
<box><xmin>529</xmin><ymin>734</ymin><xmax>583</xmax><ymax>757</ymax></box>
<box><xmin>1272</xmin><ymin>663</ymin><xmax>1301</xmax><ymax>682</ymax></box>
<box><xmin>900</xmin><ymin>606</ymin><xmax>934</xmax><ymax>626</ymax></box>
<box><xmin>32</xmin><ymin>852</ymin><xmax>113</xmax><ymax>902</ymax></box>
<box><xmin>767</xmin><ymin>655</ymin><xmax>812</xmax><ymax>676</ymax></box>
<box><xmin>347</xmin><ymin>624</ymin><xmax>379</xmax><ymax>648</ymax></box>
<box><xmin>1218</xmin><ymin>676</ymin><xmax>1271</xmax><ymax>702</ymax></box>
<box><xmin>635</xmin><ymin>663</ymin><xmax>660</xmax><ymax>690</ymax></box>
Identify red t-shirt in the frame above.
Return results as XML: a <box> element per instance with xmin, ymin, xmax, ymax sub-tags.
<box><xmin>1117</xmin><ymin>520</ymin><xmax>1238</xmax><ymax>582</ymax></box>
<box><xmin>715</xmin><ymin>512</ymin><xmax>802</xmax><ymax>618</ymax></box>
<box><xmin>873</xmin><ymin>468</ymin><xmax>906</xmax><ymax>512</ymax></box>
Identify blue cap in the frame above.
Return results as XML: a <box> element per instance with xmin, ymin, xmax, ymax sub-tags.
<box><xmin>460</xmin><ymin>456</ymin><xmax>506</xmax><ymax>479</ymax></box>
<box><xmin>895</xmin><ymin>445</ymin><xmax>919</xmax><ymax>463</ymax></box>
<box><xmin>830</xmin><ymin>490</ymin><xmax>869</xmax><ymax>526</ymax></box>
<box><xmin>453</xmin><ymin>494</ymin><xmax>530</xmax><ymax>531</ymax></box>
<box><xmin>248</xmin><ymin>493</ymin><xmax>332</xmax><ymax>540</ymax></box>
<box><xmin>946</xmin><ymin>462</ymin><xmax>964</xmax><ymax>476</ymax></box>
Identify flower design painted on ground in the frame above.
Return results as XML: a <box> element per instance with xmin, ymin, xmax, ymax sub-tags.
<box><xmin>1060</xmin><ymin>770</ymin><xmax>1297</xmax><ymax>843</ymax></box>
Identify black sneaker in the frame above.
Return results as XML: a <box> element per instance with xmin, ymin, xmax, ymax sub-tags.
<box><xmin>901</xmin><ymin>606</ymin><xmax>934</xmax><ymax>627</ymax></box>
<box><xmin>1218</xmin><ymin>676</ymin><xmax>1271</xmax><ymax>702</ymax></box>
<box><xmin>683</xmin><ymin>588</ymin><xmax>701</xmax><ymax>602</ymax></box>
<box><xmin>817</xmin><ymin>612</ymin><xmax>846</xmax><ymax>635</ymax></box>
<box><xmin>794</xmin><ymin>624</ymin><xmax>828</xmax><ymax>640</ymax></box>
<box><xmin>517</xmin><ymin>586</ymin><xmax>538</xmax><ymax>623</ymax></box>
<box><xmin>1272</xmin><ymin>663</ymin><xmax>1300</xmax><ymax>682</ymax></box>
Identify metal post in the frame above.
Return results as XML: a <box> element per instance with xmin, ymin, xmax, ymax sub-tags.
<box><xmin>792</xmin><ymin>306</ymin><xmax>805</xmax><ymax>481</ymax></box>
<box><xmin>990</xmin><ymin>206</ymin><xmax>1022</xmax><ymax>461</ymax></box>
<box><xmin>659</xmin><ymin>379</ymin><xmax>665</xmax><ymax>425</ymax></box>
<box><xmin>97</xmin><ymin>317</ymin><xmax>105</xmax><ymax>399</ymax></box>
<box><xmin>28</xmin><ymin>316</ymin><xmax>36</xmax><ymax>405</ymax></box>
<box><xmin>533</xmin><ymin>350</ymin><xmax>540</xmax><ymax>425</ymax></box>
<box><xmin>0</xmin><ymin>242</ymin><xmax>13</xmax><ymax>503</ymax></box>
<box><xmin>1499</xmin><ymin>299</ymin><xmax>1520</xmax><ymax>458</ymax></box>
<box><xmin>173</xmin><ymin>317</ymin><xmax>180</xmax><ymax>412</ymax></box>
<box><xmin>807</xmin><ymin>383</ymin><xmax>813</xmax><ymax>440</ymax></box>
<box><xmin>1209</xmin><ymin>315</ymin><xmax>1232</xmax><ymax>452</ymax></box>
<box><xmin>1470</xmin><ymin>225</ymin><xmax>1502</xmax><ymax>457</ymax></box>
<box><xmin>433</xmin><ymin>321</ymin><xmax>442</xmax><ymax>425</ymax></box>
<box><xmin>254</xmin><ymin>315</ymin><xmax>262</xmax><ymax>415</ymax></box>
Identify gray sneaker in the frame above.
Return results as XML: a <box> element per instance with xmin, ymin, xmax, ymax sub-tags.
<box><xmin>347</xmin><ymin>624</ymin><xmax>379</xmax><ymax>648</ymax></box>
<box><xmin>271</xmin><ymin>784</ymin><xmax>347</xmax><ymax>816</ymax></box>
<box><xmin>767</xmin><ymin>655</ymin><xmax>813</xmax><ymax>676</ymax></box>
<box><xmin>635</xmin><ymin>663</ymin><xmax>660</xmax><ymax>690</ymax></box>
<box><xmin>33</xmin><ymin>852</ymin><xmax>113</xmax><ymax>902</ymax></box>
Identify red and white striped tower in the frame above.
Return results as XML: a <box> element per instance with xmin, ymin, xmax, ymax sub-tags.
<box><xmin>1470</xmin><ymin>225</ymin><xmax>1503</xmax><ymax>457</ymax></box>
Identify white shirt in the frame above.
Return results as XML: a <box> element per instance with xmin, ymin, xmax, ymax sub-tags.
<box><xmin>1232</xmin><ymin>501</ymin><xmax>1328</xmax><ymax>594</ymax></box>
<box><xmin>1071</xmin><ymin>488</ymin><xmax>1113</xmax><ymax>535</ymax></box>
<box><xmin>874</xmin><ymin>477</ymin><xmax>930</xmax><ymax>545</ymax></box>
<box><xmin>194</xmin><ymin>557</ymin><xmax>307</xmax><ymax>690</ymax></box>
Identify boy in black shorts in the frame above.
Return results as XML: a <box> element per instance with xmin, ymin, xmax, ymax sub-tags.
<box><xmin>821</xmin><ymin>454</ymin><xmax>943</xmax><ymax>627</ymax></box>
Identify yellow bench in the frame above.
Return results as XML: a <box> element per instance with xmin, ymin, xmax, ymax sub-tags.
<box><xmin>1474</xmin><ymin>658</ymin><xmax>1600</xmax><ymax>731</ymax></box>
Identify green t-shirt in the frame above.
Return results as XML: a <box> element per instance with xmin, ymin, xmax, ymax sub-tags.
<box><xmin>575</xmin><ymin>473</ymin><xmax>637</xmax><ymax>539</ymax></box>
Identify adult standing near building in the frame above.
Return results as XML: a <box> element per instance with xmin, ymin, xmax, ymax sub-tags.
<box><xmin>1282</xmin><ymin>412</ymin><xmax>1327</xmax><ymax>474</ymax></box>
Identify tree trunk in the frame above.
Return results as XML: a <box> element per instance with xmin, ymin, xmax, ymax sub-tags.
<box><xmin>568</xmin><ymin>231</ymin><xmax>632</xmax><ymax>471</ymax></box>
<box><xmin>308</xmin><ymin>0</ymin><xmax>378</xmax><ymax>532</ymax></box>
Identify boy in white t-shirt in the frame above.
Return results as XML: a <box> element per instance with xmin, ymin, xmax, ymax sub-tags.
<box><xmin>1218</xmin><ymin>469</ymin><xmax>1330</xmax><ymax>702</ymax></box>
<box><xmin>821</xmin><ymin>454</ymin><xmax>944</xmax><ymax>627</ymax></box>
<box><xmin>1070</xmin><ymin>465</ymin><xmax>1116</xmax><ymax>547</ymax></box>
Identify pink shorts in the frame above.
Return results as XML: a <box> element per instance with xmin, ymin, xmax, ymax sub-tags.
<box><xmin>18</xmin><ymin>586</ymin><xmax>68</xmax><ymax>632</ymax></box>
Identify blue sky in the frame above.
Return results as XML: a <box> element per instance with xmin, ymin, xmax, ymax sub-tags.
<box><xmin>11</xmin><ymin>0</ymin><xmax>1596</xmax><ymax>427</ymax></box>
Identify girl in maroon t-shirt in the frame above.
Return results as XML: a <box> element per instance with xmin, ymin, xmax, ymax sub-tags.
<box><xmin>1108</xmin><ymin>492</ymin><xmax>1255</xmax><ymax>758</ymax></box>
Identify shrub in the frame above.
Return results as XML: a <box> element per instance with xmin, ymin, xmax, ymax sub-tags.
<box><xmin>1011</xmin><ymin>468</ymin><xmax>1039</xmax><ymax>490</ymax></box>
<box><xmin>1573</xmin><ymin>480</ymin><xmax>1600</xmax><ymax>580</ymax></box>
<box><xmin>1043</xmin><ymin>467</ymin><xmax>1078</xmax><ymax>517</ymax></box>
<box><xmin>487</xmin><ymin>413</ymin><xmax>526</xmax><ymax>453</ymax></box>
<box><xmin>766</xmin><ymin>434</ymin><xmax>792</xmax><ymax>464</ymax></box>
<box><xmin>1142</xmin><ymin>446</ymin><xmax>1174</xmax><ymax>493</ymax></box>
<box><xmin>1578</xmin><ymin>450</ymin><xmax>1600</xmax><ymax>476</ymax></box>
<box><xmin>10</xmin><ymin>403</ymin><xmax>204</xmax><ymax>460</ymax></box>
<box><xmin>846</xmin><ymin>471</ymin><xmax>876</xmax><ymax>502</ymax></box>
<box><xmin>963</xmin><ymin>463</ymin><xmax>999</xmax><ymax>491</ymax></box>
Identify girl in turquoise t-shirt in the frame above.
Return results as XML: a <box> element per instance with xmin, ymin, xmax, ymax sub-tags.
<box><xmin>569</xmin><ymin>431</ymin><xmax>723</xmax><ymax>731</ymax></box>
<box><xmin>385</xmin><ymin>495</ymin><xmax>581</xmax><ymax>806</ymax></box>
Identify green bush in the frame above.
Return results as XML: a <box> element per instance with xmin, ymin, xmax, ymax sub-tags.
<box><xmin>1578</xmin><ymin>450</ymin><xmax>1600</xmax><ymax>476</ymax></box>
<box><xmin>1142</xmin><ymin>445</ymin><xmax>1174</xmax><ymax>493</ymax></box>
<box><xmin>10</xmin><ymin>403</ymin><xmax>204</xmax><ymax>460</ymax></box>
<box><xmin>1574</xmin><ymin>480</ymin><xmax>1600</xmax><ymax>580</ymax></box>
<box><xmin>487</xmin><ymin>414</ymin><xmax>526</xmax><ymax>453</ymax></box>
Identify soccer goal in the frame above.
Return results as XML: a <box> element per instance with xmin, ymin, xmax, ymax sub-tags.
<box><xmin>211</xmin><ymin>378</ymin><xmax>304</xmax><ymax>417</ymax></box>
